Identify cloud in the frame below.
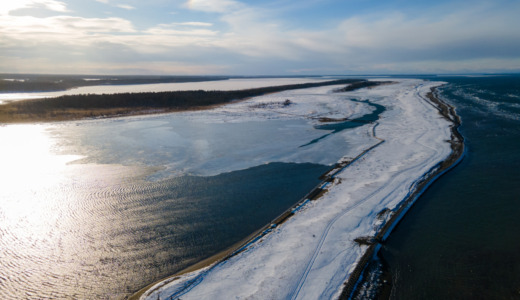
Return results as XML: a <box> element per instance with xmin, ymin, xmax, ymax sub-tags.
<box><xmin>331</xmin><ymin>4</ymin><xmax>520</xmax><ymax>64</ymax></box>
<box><xmin>243</xmin><ymin>1</ymin><xmax>520</xmax><ymax>73</ymax></box>
<box><xmin>116</xmin><ymin>4</ymin><xmax>135</xmax><ymax>10</ymax></box>
<box><xmin>95</xmin><ymin>0</ymin><xmax>135</xmax><ymax>11</ymax></box>
<box><xmin>30</xmin><ymin>0</ymin><xmax>68</xmax><ymax>12</ymax></box>
<box><xmin>0</xmin><ymin>14</ymin><xmax>136</xmax><ymax>48</ymax></box>
<box><xmin>40</xmin><ymin>0</ymin><xmax>68</xmax><ymax>12</ymax></box>
<box><xmin>184</xmin><ymin>0</ymin><xmax>241</xmax><ymax>13</ymax></box>
<box><xmin>1</xmin><ymin>0</ymin><xmax>68</xmax><ymax>15</ymax></box>
<box><xmin>144</xmin><ymin>27</ymin><xmax>217</xmax><ymax>37</ymax></box>
<box><xmin>1</xmin><ymin>0</ymin><xmax>520</xmax><ymax>75</ymax></box>
<box><xmin>0</xmin><ymin>53</ymin><xmax>230</xmax><ymax>75</ymax></box>
<box><xmin>142</xmin><ymin>23</ymin><xmax>217</xmax><ymax>40</ymax></box>
<box><xmin>173</xmin><ymin>22</ymin><xmax>213</xmax><ymax>27</ymax></box>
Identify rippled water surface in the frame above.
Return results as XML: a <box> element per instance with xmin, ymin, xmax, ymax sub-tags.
<box><xmin>0</xmin><ymin>84</ymin><xmax>377</xmax><ymax>299</ymax></box>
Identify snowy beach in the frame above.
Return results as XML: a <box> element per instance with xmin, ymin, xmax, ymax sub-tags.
<box><xmin>0</xmin><ymin>78</ymin><xmax>390</xmax><ymax>299</ymax></box>
<box><xmin>137</xmin><ymin>79</ymin><xmax>456</xmax><ymax>300</ymax></box>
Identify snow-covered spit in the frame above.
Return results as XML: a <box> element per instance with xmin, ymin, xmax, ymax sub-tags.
<box><xmin>140</xmin><ymin>79</ymin><xmax>452</xmax><ymax>300</ymax></box>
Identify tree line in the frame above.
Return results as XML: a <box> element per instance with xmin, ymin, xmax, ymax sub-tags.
<box><xmin>0</xmin><ymin>79</ymin><xmax>366</xmax><ymax>122</ymax></box>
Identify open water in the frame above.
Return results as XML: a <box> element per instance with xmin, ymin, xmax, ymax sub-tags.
<box><xmin>380</xmin><ymin>75</ymin><xmax>520</xmax><ymax>299</ymax></box>
<box><xmin>0</xmin><ymin>84</ymin><xmax>381</xmax><ymax>299</ymax></box>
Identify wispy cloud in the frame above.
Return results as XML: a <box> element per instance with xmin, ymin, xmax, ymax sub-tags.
<box><xmin>95</xmin><ymin>1</ymin><xmax>135</xmax><ymax>11</ymax></box>
<box><xmin>0</xmin><ymin>14</ymin><xmax>136</xmax><ymax>48</ymax></box>
<box><xmin>37</xmin><ymin>0</ymin><xmax>69</xmax><ymax>12</ymax></box>
<box><xmin>0</xmin><ymin>54</ymin><xmax>230</xmax><ymax>75</ymax></box>
<box><xmin>173</xmin><ymin>22</ymin><xmax>213</xmax><ymax>27</ymax></box>
<box><xmin>144</xmin><ymin>24</ymin><xmax>217</xmax><ymax>36</ymax></box>
<box><xmin>116</xmin><ymin>4</ymin><xmax>135</xmax><ymax>10</ymax></box>
<box><xmin>1</xmin><ymin>0</ymin><xmax>520</xmax><ymax>74</ymax></box>
<box><xmin>184</xmin><ymin>0</ymin><xmax>241</xmax><ymax>13</ymax></box>
<box><xmin>0</xmin><ymin>0</ymin><xmax>68</xmax><ymax>15</ymax></box>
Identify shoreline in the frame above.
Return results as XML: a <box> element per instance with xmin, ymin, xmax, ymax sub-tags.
<box><xmin>339</xmin><ymin>86</ymin><xmax>465</xmax><ymax>299</ymax></box>
<box><xmin>0</xmin><ymin>79</ymin><xmax>367</xmax><ymax>124</ymax></box>
<box><xmin>129</xmin><ymin>80</ymin><xmax>457</xmax><ymax>300</ymax></box>
<box><xmin>129</xmin><ymin>110</ymin><xmax>387</xmax><ymax>300</ymax></box>
<box><xmin>128</xmin><ymin>85</ymin><xmax>388</xmax><ymax>300</ymax></box>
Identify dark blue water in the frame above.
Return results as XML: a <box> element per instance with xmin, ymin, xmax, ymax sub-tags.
<box><xmin>0</xmin><ymin>160</ymin><xmax>329</xmax><ymax>299</ymax></box>
<box><xmin>1</xmin><ymin>87</ymin><xmax>384</xmax><ymax>299</ymax></box>
<box><xmin>302</xmin><ymin>99</ymin><xmax>385</xmax><ymax>147</ymax></box>
<box><xmin>380</xmin><ymin>75</ymin><xmax>520</xmax><ymax>299</ymax></box>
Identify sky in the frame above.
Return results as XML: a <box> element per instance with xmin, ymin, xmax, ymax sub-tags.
<box><xmin>1</xmin><ymin>0</ymin><xmax>520</xmax><ymax>75</ymax></box>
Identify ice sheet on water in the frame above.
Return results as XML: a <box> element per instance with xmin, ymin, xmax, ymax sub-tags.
<box><xmin>140</xmin><ymin>79</ymin><xmax>455</xmax><ymax>300</ymax></box>
<box><xmin>49</xmin><ymin>84</ymin><xmax>376</xmax><ymax>180</ymax></box>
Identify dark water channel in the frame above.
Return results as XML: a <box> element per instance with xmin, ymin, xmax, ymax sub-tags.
<box><xmin>378</xmin><ymin>75</ymin><xmax>520</xmax><ymax>299</ymax></box>
<box><xmin>303</xmin><ymin>99</ymin><xmax>385</xmax><ymax>147</ymax></box>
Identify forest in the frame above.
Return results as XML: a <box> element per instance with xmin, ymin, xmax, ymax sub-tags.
<box><xmin>0</xmin><ymin>79</ymin><xmax>366</xmax><ymax>123</ymax></box>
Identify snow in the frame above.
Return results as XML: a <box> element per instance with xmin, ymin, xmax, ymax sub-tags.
<box><xmin>0</xmin><ymin>78</ymin><xmax>325</xmax><ymax>103</ymax></box>
<box><xmin>180</xmin><ymin>84</ymin><xmax>372</xmax><ymax>124</ymax></box>
<box><xmin>50</xmin><ymin>84</ymin><xmax>374</xmax><ymax>181</ymax></box>
<box><xmin>140</xmin><ymin>79</ymin><xmax>452</xmax><ymax>300</ymax></box>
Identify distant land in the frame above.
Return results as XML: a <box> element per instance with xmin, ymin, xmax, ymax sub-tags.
<box><xmin>0</xmin><ymin>78</ymin><xmax>378</xmax><ymax>123</ymax></box>
<box><xmin>0</xmin><ymin>74</ymin><xmax>232</xmax><ymax>93</ymax></box>
<box><xmin>0</xmin><ymin>74</ymin><xmax>327</xmax><ymax>93</ymax></box>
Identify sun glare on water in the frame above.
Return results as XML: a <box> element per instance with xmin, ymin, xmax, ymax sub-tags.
<box><xmin>0</xmin><ymin>124</ymin><xmax>101</xmax><ymax>298</ymax></box>
<box><xmin>0</xmin><ymin>123</ymin><xmax>155</xmax><ymax>298</ymax></box>
<box><xmin>0</xmin><ymin>124</ymin><xmax>77</xmax><ymax>186</ymax></box>
<box><xmin>0</xmin><ymin>125</ymin><xmax>80</xmax><ymax>230</ymax></box>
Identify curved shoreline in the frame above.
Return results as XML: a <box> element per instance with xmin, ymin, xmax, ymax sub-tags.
<box><xmin>130</xmin><ymin>80</ymin><xmax>457</xmax><ymax>300</ymax></box>
<box><xmin>129</xmin><ymin>99</ymin><xmax>388</xmax><ymax>300</ymax></box>
<box><xmin>339</xmin><ymin>86</ymin><xmax>465</xmax><ymax>299</ymax></box>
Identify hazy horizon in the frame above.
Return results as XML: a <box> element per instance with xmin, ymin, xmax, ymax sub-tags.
<box><xmin>2</xmin><ymin>72</ymin><xmax>519</xmax><ymax>77</ymax></box>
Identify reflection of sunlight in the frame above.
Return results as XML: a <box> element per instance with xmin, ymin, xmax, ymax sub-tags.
<box><xmin>0</xmin><ymin>124</ymin><xmax>80</xmax><ymax>227</ymax></box>
<box><xmin>0</xmin><ymin>93</ymin><xmax>50</xmax><ymax>104</ymax></box>
<box><xmin>0</xmin><ymin>125</ymin><xmax>78</xmax><ymax>186</ymax></box>
<box><xmin>0</xmin><ymin>123</ymin><xmax>151</xmax><ymax>298</ymax></box>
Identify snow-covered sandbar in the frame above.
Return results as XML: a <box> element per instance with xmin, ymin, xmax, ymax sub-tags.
<box><xmin>136</xmin><ymin>79</ymin><xmax>459</xmax><ymax>300</ymax></box>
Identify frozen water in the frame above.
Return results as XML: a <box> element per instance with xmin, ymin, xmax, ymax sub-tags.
<box><xmin>141</xmin><ymin>79</ymin><xmax>453</xmax><ymax>300</ymax></box>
